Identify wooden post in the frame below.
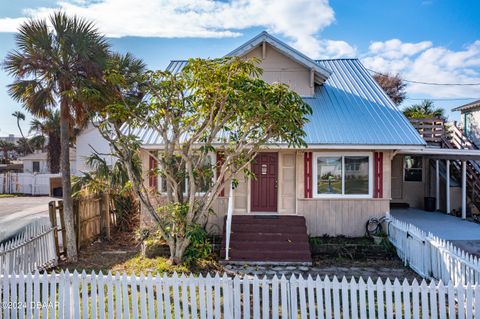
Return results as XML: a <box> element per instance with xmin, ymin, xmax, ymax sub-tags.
<box><xmin>58</xmin><ymin>201</ymin><xmax>68</xmax><ymax>256</ymax></box>
<box><xmin>102</xmin><ymin>193</ymin><xmax>111</xmax><ymax>240</ymax></box>
<box><xmin>435</xmin><ymin>160</ymin><xmax>440</xmax><ymax>211</ymax></box>
<box><xmin>48</xmin><ymin>201</ymin><xmax>60</xmax><ymax>258</ymax></box>
<box><xmin>446</xmin><ymin>160</ymin><xmax>451</xmax><ymax>214</ymax></box>
<box><xmin>462</xmin><ymin>160</ymin><xmax>467</xmax><ymax>219</ymax></box>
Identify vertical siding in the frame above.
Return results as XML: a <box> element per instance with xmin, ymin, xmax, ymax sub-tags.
<box><xmin>140</xmin><ymin>148</ymin><xmax>394</xmax><ymax>237</ymax></box>
<box><xmin>279</xmin><ymin>151</ymin><xmax>296</xmax><ymax>214</ymax></box>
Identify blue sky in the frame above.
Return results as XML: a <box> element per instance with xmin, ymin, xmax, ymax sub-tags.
<box><xmin>1</xmin><ymin>0</ymin><xmax>480</xmax><ymax>135</ymax></box>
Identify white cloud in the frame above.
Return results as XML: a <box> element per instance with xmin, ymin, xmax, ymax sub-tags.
<box><xmin>0</xmin><ymin>0</ymin><xmax>355</xmax><ymax>58</ymax></box>
<box><xmin>362</xmin><ymin>39</ymin><xmax>480</xmax><ymax>99</ymax></box>
<box><xmin>0</xmin><ymin>17</ymin><xmax>27</xmax><ymax>33</ymax></box>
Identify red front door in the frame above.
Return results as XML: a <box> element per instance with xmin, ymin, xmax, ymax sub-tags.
<box><xmin>251</xmin><ymin>152</ymin><xmax>278</xmax><ymax>212</ymax></box>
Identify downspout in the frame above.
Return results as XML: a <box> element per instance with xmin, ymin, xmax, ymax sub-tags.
<box><xmin>225</xmin><ymin>181</ymin><xmax>234</xmax><ymax>260</ymax></box>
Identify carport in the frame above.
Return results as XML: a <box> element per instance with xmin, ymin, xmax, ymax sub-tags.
<box><xmin>397</xmin><ymin>147</ymin><xmax>480</xmax><ymax>219</ymax></box>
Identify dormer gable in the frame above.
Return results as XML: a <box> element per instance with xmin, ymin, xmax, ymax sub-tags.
<box><xmin>226</xmin><ymin>31</ymin><xmax>331</xmax><ymax>97</ymax></box>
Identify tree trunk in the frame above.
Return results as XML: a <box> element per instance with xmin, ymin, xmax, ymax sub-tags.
<box><xmin>60</xmin><ymin>100</ymin><xmax>77</xmax><ymax>262</ymax></box>
<box><xmin>168</xmin><ymin>237</ymin><xmax>190</xmax><ymax>265</ymax></box>
<box><xmin>48</xmin><ymin>132</ymin><xmax>60</xmax><ymax>173</ymax></box>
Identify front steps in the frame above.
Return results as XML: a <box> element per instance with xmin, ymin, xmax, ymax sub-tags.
<box><xmin>220</xmin><ymin>215</ymin><xmax>312</xmax><ymax>264</ymax></box>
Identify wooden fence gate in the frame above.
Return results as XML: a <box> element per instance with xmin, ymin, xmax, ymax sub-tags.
<box><xmin>49</xmin><ymin>194</ymin><xmax>112</xmax><ymax>258</ymax></box>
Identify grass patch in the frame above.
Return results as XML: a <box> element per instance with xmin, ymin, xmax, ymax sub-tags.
<box><xmin>0</xmin><ymin>194</ymin><xmax>16</xmax><ymax>198</ymax></box>
<box><xmin>111</xmin><ymin>255</ymin><xmax>223</xmax><ymax>275</ymax></box>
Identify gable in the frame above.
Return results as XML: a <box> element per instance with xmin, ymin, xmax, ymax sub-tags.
<box><xmin>243</xmin><ymin>43</ymin><xmax>314</xmax><ymax>97</ymax></box>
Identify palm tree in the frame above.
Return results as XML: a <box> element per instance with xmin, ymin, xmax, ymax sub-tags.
<box><xmin>16</xmin><ymin>137</ymin><xmax>33</xmax><ymax>156</ymax></box>
<box><xmin>4</xmin><ymin>12</ymin><xmax>110</xmax><ymax>261</ymax></box>
<box><xmin>403</xmin><ymin>99</ymin><xmax>445</xmax><ymax>119</ymax></box>
<box><xmin>0</xmin><ymin>140</ymin><xmax>15</xmax><ymax>163</ymax></box>
<box><xmin>30</xmin><ymin>110</ymin><xmax>61</xmax><ymax>173</ymax></box>
<box><xmin>30</xmin><ymin>135</ymin><xmax>46</xmax><ymax>151</ymax></box>
<box><xmin>12</xmin><ymin>111</ymin><xmax>32</xmax><ymax>153</ymax></box>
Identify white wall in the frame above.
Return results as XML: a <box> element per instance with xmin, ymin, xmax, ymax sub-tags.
<box><xmin>76</xmin><ymin>123</ymin><xmax>115</xmax><ymax>174</ymax></box>
<box><xmin>460</xmin><ymin>109</ymin><xmax>480</xmax><ymax>146</ymax></box>
<box><xmin>22</xmin><ymin>159</ymin><xmax>49</xmax><ymax>174</ymax></box>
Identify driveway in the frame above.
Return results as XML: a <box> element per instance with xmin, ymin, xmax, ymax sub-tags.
<box><xmin>391</xmin><ymin>208</ymin><xmax>480</xmax><ymax>256</ymax></box>
<box><xmin>0</xmin><ymin>196</ymin><xmax>56</xmax><ymax>242</ymax></box>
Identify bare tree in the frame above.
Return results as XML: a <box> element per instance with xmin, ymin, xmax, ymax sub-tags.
<box><xmin>373</xmin><ymin>72</ymin><xmax>407</xmax><ymax>105</ymax></box>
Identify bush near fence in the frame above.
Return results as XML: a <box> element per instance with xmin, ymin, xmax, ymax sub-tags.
<box><xmin>387</xmin><ymin>212</ymin><xmax>480</xmax><ymax>285</ymax></box>
<box><xmin>0</xmin><ymin>271</ymin><xmax>479</xmax><ymax>319</ymax></box>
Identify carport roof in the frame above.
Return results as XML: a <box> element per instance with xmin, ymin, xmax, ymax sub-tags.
<box><xmin>398</xmin><ymin>147</ymin><xmax>480</xmax><ymax>160</ymax></box>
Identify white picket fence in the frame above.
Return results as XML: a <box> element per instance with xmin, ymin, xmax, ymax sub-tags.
<box><xmin>0</xmin><ymin>222</ymin><xmax>57</xmax><ymax>275</ymax></box>
<box><xmin>0</xmin><ymin>271</ymin><xmax>479</xmax><ymax>319</ymax></box>
<box><xmin>0</xmin><ymin>172</ymin><xmax>60</xmax><ymax>195</ymax></box>
<box><xmin>387</xmin><ymin>212</ymin><xmax>480</xmax><ymax>285</ymax></box>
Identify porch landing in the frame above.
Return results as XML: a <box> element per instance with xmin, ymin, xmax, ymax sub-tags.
<box><xmin>390</xmin><ymin>208</ymin><xmax>480</xmax><ymax>256</ymax></box>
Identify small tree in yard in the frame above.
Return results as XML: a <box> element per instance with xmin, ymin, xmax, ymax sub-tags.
<box><xmin>96</xmin><ymin>57</ymin><xmax>312</xmax><ymax>264</ymax></box>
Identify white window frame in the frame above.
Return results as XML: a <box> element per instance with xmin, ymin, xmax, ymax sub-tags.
<box><xmin>312</xmin><ymin>152</ymin><xmax>373</xmax><ymax>199</ymax></box>
<box><xmin>157</xmin><ymin>152</ymin><xmax>217</xmax><ymax>196</ymax></box>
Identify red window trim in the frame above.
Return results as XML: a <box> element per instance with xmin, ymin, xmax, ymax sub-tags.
<box><xmin>374</xmin><ymin>152</ymin><xmax>383</xmax><ymax>198</ymax></box>
<box><xmin>148</xmin><ymin>154</ymin><xmax>158</xmax><ymax>189</ymax></box>
<box><xmin>304</xmin><ymin>152</ymin><xmax>313</xmax><ymax>198</ymax></box>
<box><xmin>216</xmin><ymin>151</ymin><xmax>225</xmax><ymax>197</ymax></box>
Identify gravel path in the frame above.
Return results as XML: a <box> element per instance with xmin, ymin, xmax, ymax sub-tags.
<box><xmin>224</xmin><ymin>261</ymin><xmax>422</xmax><ymax>283</ymax></box>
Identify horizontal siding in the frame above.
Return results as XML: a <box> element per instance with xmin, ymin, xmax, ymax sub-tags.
<box><xmin>297</xmin><ymin>198</ymin><xmax>390</xmax><ymax>237</ymax></box>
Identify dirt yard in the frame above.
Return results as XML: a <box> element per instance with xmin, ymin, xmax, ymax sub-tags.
<box><xmin>57</xmin><ymin>232</ymin><xmax>422</xmax><ymax>282</ymax></box>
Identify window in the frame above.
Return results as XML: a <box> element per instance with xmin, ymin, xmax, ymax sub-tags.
<box><xmin>32</xmin><ymin>161</ymin><xmax>40</xmax><ymax>173</ymax></box>
<box><xmin>404</xmin><ymin>156</ymin><xmax>422</xmax><ymax>182</ymax></box>
<box><xmin>158</xmin><ymin>153</ymin><xmax>215</xmax><ymax>195</ymax></box>
<box><xmin>313</xmin><ymin>153</ymin><xmax>372</xmax><ymax>198</ymax></box>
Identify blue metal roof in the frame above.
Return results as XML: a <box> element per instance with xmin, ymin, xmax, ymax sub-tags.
<box><xmin>305</xmin><ymin>59</ymin><xmax>425</xmax><ymax>146</ymax></box>
<box><xmin>132</xmin><ymin>58</ymin><xmax>425</xmax><ymax>147</ymax></box>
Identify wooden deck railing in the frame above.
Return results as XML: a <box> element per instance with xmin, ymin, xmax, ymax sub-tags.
<box><xmin>409</xmin><ymin>118</ymin><xmax>445</xmax><ymax>144</ymax></box>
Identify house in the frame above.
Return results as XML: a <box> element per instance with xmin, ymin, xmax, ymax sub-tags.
<box><xmin>75</xmin><ymin>122</ymin><xmax>116</xmax><ymax>174</ymax></box>
<box><xmin>452</xmin><ymin>100</ymin><xmax>480</xmax><ymax>146</ymax></box>
<box><xmin>124</xmin><ymin>32</ymin><xmax>480</xmax><ymax>263</ymax></box>
<box><xmin>19</xmin><ymin>148</ymin><xmax>77</xmax><ymax>175</ymax></box>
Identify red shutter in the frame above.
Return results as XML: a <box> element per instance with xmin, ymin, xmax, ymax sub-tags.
<box><xmin>148</xmin><ymin>154</ymin><xmax>158</xmax><ymax>189</ymax></box>
<box><xmin>216</xmin><ymin>152</ymin><xmax>225</xmax><ymax>197</ymax></box>
<box><xmin>304</xmin><ymin>152</ymin><xmax>313</xmax><ymax>198</ymax></box>
<box><xmin>374</xmin><ymin>152</ymin><xmax>383</xmax><ymax>198</ymax></box>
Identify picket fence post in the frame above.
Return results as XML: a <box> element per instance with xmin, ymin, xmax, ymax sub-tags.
<box><xmin>1</xmin><ymin>271</ymin><xmax>480</xmax><ymax>318</ymax></box>
<box><xmin>387</xmin><ymin>214</ymin><xmax>480</xmax><ymax>285</ymax></box>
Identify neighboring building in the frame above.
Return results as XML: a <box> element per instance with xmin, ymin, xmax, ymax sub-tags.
<box><xmin>0</xmin><ymin>134</ymin><xmax>21</xmax><ymax>144</ymax></box>
<box><xmin>452</xmin><ymin>100</ymin><xmax>480</xmax><ymax>146</ymax></box>
<box><xmin>75</xmin><ymin>122</ymin><xmax>115</xmax><ymax>174</ymax></box>
<box><xmin>19</xmin><ymin>149</ymin><xmax>77</xmax><ymax>175</ymax></box>
<box><xmin>115</xmin><ymin>32</ymin><xmax>480</xmax><ymax>263</ymax></box>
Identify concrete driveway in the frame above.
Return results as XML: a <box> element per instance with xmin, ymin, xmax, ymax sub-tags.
<box><xmin>391</xmin><ymin>208</ymin><xmax>480</xmax><ymax>256</ymax></box>
<box><xmin>0</xmin><ymin>196</ymin><xmax>56</xmax><ymax>242</ymax></box>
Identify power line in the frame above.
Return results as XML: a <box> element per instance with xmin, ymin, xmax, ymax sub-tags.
<box><xmin>367</xmin><ymin>68</ymin><xmax>480</xmax><ymax>86</ymax></box>
<box><xmin>405</xmin><ymin>97</ymin><xmax>480</xmax><ymax>101</ymax></box>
